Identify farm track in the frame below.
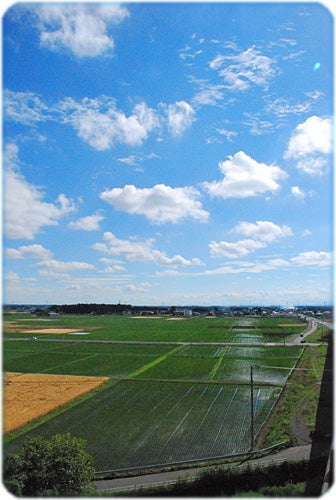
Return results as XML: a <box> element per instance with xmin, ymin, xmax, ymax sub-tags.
<box><xmin>4</xmin><ymin>337</ymin><xmax>320</xmax><ymax>347</ymax></box>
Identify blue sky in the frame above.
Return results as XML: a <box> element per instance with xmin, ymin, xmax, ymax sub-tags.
<box><xmin>2</xmin><ymin>1</ymin><xmax>334</xmax><ymax>306</ymax></box>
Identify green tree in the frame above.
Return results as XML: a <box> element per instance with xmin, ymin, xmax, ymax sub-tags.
<box><xmin>4</xmin><ymin>433</ymin><xmax>95</xmax><ymax>496</ymax></box>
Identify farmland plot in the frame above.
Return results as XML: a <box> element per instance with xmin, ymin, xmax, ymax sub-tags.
<box><xmin>213</xmin><ymin>358</ymin><xmax>293</xmax><ymax>385</ymax></box>
<box><xmin>5</xmin><ymin>380</ymin><xmax>280</xmax><ymax>470</ymax></box>
<box><xmin>3</xmin><ymin>341</ymin><xmax>174</xmax><ymax>378</ymax></box>
<box><xmin>3</xmin><ymin>315</ymin><xmax>307</xmax><ymax>471</ymax></box>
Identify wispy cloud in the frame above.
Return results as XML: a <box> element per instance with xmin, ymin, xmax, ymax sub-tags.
<box><xmin>209</xmin><ymin>46</ymin><xmax>277</xmax><ymax>91</ymax></box>
<box><xmin>265</xmin><ymin>92</ymin><xmax>322</xmax><ymax>117</ymax></box>
<box><xmin>4</xmin><ymin>91</ymin><xmax>196</xmax><ymax>149</ymax></box>
<box><xmin>38</xmin><ymin>259</ymin><xmax>95</xmax><ymax>272</ymax></box>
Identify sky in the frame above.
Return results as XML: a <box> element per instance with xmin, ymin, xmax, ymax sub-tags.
<box><xmin>2</xmin><ymin>1</ymin><xmax>334</xmax><ymax>307</ymax></box>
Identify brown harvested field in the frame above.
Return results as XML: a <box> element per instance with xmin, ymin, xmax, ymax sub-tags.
<box><xmin>20</xmin><ymin>328</ymin><xmax>85</xmax><ymax>334</ymax></box>
<box><xmin>3</xmin><ymin>372</ymin><xmax>109</xmax><ymax>434</ymax></box>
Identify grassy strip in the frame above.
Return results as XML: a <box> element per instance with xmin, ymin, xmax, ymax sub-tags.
<box><xmin>257</xmin><ymin>339</ymin><xmax>328</xmax><ymax>448</ymax></box>
<box><xmin>3</xmin><ymin>379</ymin><xmax>117</xmax><ymax>445</ymax></box>
<box><xmin>208</xmin><ymin>347</ymin><xmax>227</xmax><ymax>380</ymax></box>
<box><xmin>126</xmin><ymin>345</ymin><xmax>186</xmax><ymax>378</ymax></box>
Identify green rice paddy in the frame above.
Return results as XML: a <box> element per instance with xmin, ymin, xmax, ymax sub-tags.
<box><xmin>3</xmin><ymin>313</ymin><xmax>308</xmax><ymax>470</ymax></box>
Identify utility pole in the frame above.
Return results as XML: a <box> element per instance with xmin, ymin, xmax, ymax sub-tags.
<box><xmin>250</xmin><ymin>364</ymin><xmax>259</xmax><ymax>452</ymax></box>
<box><xmin>250</xmin><ymin>365</ymin><xmax>254</xmax><ymax>452</ymax></box>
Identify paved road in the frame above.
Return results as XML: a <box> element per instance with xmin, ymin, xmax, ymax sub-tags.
<box><xmin>95</xmin><ymin>444</ymin><xmax>312</xmax><ymax>493</ymax></box>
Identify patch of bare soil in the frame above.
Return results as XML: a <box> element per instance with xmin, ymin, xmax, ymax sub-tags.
<box><xmin>292</xmin><ymin>412</ymin><xmax>312</xmax><ymax>445</ymax></box>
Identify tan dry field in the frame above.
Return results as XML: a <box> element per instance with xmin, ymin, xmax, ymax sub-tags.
<box><xmin>4</xmin><ymin>322</ymin><xmax>93</xmax><ymax>334</ymax></box>
<box><xmin>21</xmin><ymin>328</ymin><xmax>85</xmax><ymax>334</ymax></box>
<box><xmin>3</xmin><ymin>372</ymin><xmax>109</xmax><ymax>434</ymax></box>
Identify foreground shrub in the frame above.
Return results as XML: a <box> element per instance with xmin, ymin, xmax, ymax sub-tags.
<box><xmin>4</xmin><ymin>433</ymin><xmax>95</xmax><ymax>497</ymax></box>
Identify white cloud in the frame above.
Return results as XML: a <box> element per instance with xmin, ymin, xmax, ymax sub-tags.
<box><xmin>265</xmin><ymin>94</ymin><xmax>322</xmax><ymax>117</ymax></box>
<box><xmin>209</xmin><ymin>239</ymin><xmax>266</xmax><ymax>259</ymax></box>
<box><xmin>4</xmin><ymin>143</ymin><xmax>75</xmax><ymax>240</ymax></box>
<box><xmin>290</xmin><ymin>251</ymin><xmax>332</xmax><ymax>267</ymax></box>
<box><xmin>124</xmin><ymin>282</ymin><xmax>152</xmax><ymax>294</ymax></box>
<box><xmin>165</xmin><ymin>101</ymin><xmax>195</xmax><ymax>136</ymax></box>
<box><xmin>291</xmin><ymin>186</ymin><xmax>305</xmax><ymax>198</ymax></box>
<box><xmin>92</xmin><ymin>232</ymin><xmax>203</xmax><ymax>267</ymax></box>
<box><xmin>5</xmin><ymin>244</ymin><xmax>53</xmax><ymax>260</ymax></box>
<box><xmin>68</xmin><ymin>214</ymin><xmax>104</xmax><ymax>231</ymax></box>
<box><xmin>209</xmin><ymin>46</ymin><xmax>277</xmax><ymax>91</ymax></box>
<box><xmin>4</xmin><ymin>91</ymin><xmax>197</xmax><ymax>149</ymax></box>
<box><xmin>233</xmin><ymin>220</ymin><xmax>293</xmax><ymax>242</ymax></box>
<box><xmin>34</xmin><ymin>4</ymin><xmax>129</xmax><ymax>57</ymax></box>
<box><xmin>100</xmin><ymin>184</ymin><xmax>209</xmax><ymax>223</ymax></box>
<box><xmin>190</xmin><ymin>78</ymin><xmax>225</xmax><ymax>107</ymax></box>
<box><xmin>284</xmin><ymin>116</ymin><xmax>332</xmax><ymax>174</ymax></box>
<box><xmin>243</xmin><ymin>113</ymin><xmax>276</xmax><ymax>136</ymax></box>
<box><xmin>38</xmin><ymin>259</ymin><xmax>95</xmax><ymax>272</ymax></box>
<box><xmin>92</xmin><ymin>233</ymin><xmax>155</xmax><ymax>262</ymax></box>
<box><xmin>203</xmin><ymin>151</ymin><xmax>287</xmax><ymax>198</ymax></box>
<box><xmin>216</xmin><ymin>128</ymin><xmax>238</xmax><ymax>142</ymax></box>
<box><xmin>102</xmin><ymin>265</ymin><xmax>126</xmax><ymax>273</ymax></box>
<box><xmin>60</xmin><ymin>97</ymin><xmax>160</xmax><ymax>150</ymax></box>
<box><xmin>4</xmin><ymin>89</ymin><xmax>48</xmax><ymax>125</ymax></box>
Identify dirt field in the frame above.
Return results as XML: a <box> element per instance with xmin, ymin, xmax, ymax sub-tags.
<box><xmin>21</xmin><ymin>328</ymin><xmax>85</xmax><ymax>334</ymax></box>
<box><xmin>3</xmin><ymin>372</ymin><xmax>109</xmax><ymax>433</ymax></box>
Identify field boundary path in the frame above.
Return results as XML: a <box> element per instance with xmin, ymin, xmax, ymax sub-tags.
<box><xmin>4</xmin><ymin>337</ymin><xmax>321</xmax><ymax>347</ymax></box>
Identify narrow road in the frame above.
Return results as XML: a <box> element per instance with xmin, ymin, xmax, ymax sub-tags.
<box><xmin>95</xmin><ymin>444</ymin><xmax>311</xmax><ymax>493</ymax></box>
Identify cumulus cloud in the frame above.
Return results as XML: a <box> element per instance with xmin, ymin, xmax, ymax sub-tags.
<box><xmin>208</xmin><ymin>220</ymin><xmax>292</xmax><ymax>260</ymax></box>
<box><xmin>68</xmin><ymin>214</ymin><xmax>104</xmax><ymax>231</ymax></box>
<box><xmin>203</xmin><ymin>151</ymin><xmax>287</xmax><ymax>198</ymax></box>
<box><xmin>209</xmin><ymin>239</ymin><xmax>266</xmax><ymax>259</ymax></box>
<box><xmin>290</xmin><ymin>251</ymin><xmax>332</xmax><ymax>267</ymax></box>
<box><xmin>209</xmin><ymin>46</ymin><xmax>277</xmax><ymax>91</ymax></box>
<box><xmin>5</xmin><ymin>244</ymin><xmax>53</xmax><ymax>260</ymax></box>
<box><xmin>233</xmin><ymin>220</ymin><xmax>293</xmax><ymax>242</ymax></box>
<box><xmin>100</xmin><ymin>184</ymin><xmax>209</xmax><ymax>223</ymax></box>
<box><xmin>4</xmin><ymin>143</ymin><xmax>75</xmax><ymax>240</ymax></box>
<box><xmin>92</xmin><ymin>232</ymin><xmax>203</xmax><ymax>267</ymax></box>
<box><xmin>284</xmin><ymin>116</ymin><xmax>332</xmax><ymax>174</ymax></box>
<box><xmin>33</xmin><ymin>3</ymin><xmax>129</xmax><ymax>57</ymax></box>
<box><xmin>164</xmin><ymin>101</ymin><xmax>195</xmax><ymax>136</ymax></box>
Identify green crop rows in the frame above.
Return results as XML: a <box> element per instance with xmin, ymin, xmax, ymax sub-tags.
<box><xmin>3</xmin><ymin>314</ymin><xmax>307</xmax><ymax>470</ymax></box>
